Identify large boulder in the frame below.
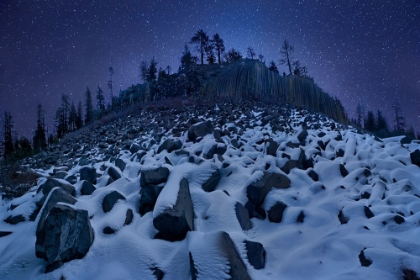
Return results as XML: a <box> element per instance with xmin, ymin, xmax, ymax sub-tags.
<box><xmin>410</xmin><ymin>149</ymin><xmax>420</xmax><ymax>167</ymax></box>
<box><xmin>36</xmin><ymin>187</ymin><xmax>77</xmax><ymax>234</ymax></box>
<box><xmin>80</xmin><ymin>180</ymin><xmax>96</xmax><ymax>196</ymax></box>
<box><xmin>35</xmin><ymin>204</ymin><xmax>94</xmax><ymax>272</ymax></box>
<box><xmin>80</xmin><ymin>167</ymin><xmax>97</xmax><ymax>184</ymax></box>
<box><xmin>153</xmin><ymin>178</ymin><xmax>194</xmax><ymax>241</ymax></box>
<box><xmin>107</xmin><ymin>166</ymin><xmax>121</xmax><ymax>181</ymax></box>
<box><xmin>140</xmin><ymin>167</ymin><xmax>170</xmax><ymax>187</ymax></box>
<box><xmin>139</xmin><ymin>185</ymin><xmax>163</xmax><ymax>216</ymax></box>
<box><xmin>157</xmin><ymin>138</ymin><xmax>182</xmax><ymax>154</ymax></box>
<box><xmin>247</xmin><ymin>172</ymin><xmax>291</xmax><ymax>206</ymax></box>
<box><xmin>37</xmin><ymin>178</ymin><xmax>75</xmax><ymax>196</ymax></box>
<box><xmin>188</xmin><ymin>121</ymin><xmax>214</xmax><ymax>141</ymax></box>
<box><xmin>115</xmin><ymin>158</ymin><xmax>126</xmax><ymax>172</ymax></box>
<box><xmin>102</xmin><ymin>191</ymin><xmax>126</xmax><ymax>213</ymax></box>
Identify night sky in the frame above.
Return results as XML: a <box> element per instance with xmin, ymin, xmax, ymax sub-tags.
<box><xmin>1</xmin><ymin>0</ymin><xmax>419</xmax><ymax>139</ymax></box>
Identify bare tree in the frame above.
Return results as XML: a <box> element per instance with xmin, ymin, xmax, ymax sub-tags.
<box><xmin>246</xmin><ymin>47</ymin><xmax>256</xmax><ymax>59</ymax></box>
<box><xmin>279</xmin><ymin>40</ymin><xmax>294</xmax><ymax>75</ymax></box>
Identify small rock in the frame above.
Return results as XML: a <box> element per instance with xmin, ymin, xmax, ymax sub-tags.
<box><xmin>268</xmin><ymin>201</ymin><xmax>287</xmax><ymax>223</ymax></box>
<box><xmin>125</xmin><ymin>209</ymin><xmax>133</xmax><ymax>225</ymax></box>
<box><xmin>102</xmin><ymin>191</ymin><xmax>126</xmax><ymax>213</ymax></box>
<box><xmin>235</xmin><ymin>202</ymin><xmax>252</xmax><ymax>230</ymax></box>
<box><xmin>80</xmin><ymin>167</ymin><xmax>97</xmax><ymax>184</ymax></box>
<box><xmin>244</xmin><ymin>240</ymin><xmax>266</xmax><ymax>269</ymax></box>
<box><xmin>80</xmin><ymin>181</ymin><xmax>96</xmax><ymax>196</ymax></box>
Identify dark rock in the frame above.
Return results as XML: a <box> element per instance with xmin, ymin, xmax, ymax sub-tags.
<box><xmin>188</xmin><ymin>121</ymin><xmax>214</xmax><ymax>141</ymax></box>
<box><xmin>80</xmin><ymin>167</ymin><xmax>97</xmax><ymax>184</ymax></box>
<box><xmin>219</xmin><ymin>232</ymin><xmax>252</xmax><ymax>280</ymax></box>
<box><xmin>213</xmin><ymin>129</ymin><xmax>221</xmax><ymax>141</ymax></box>
<box><xmin>401</xmin><ymin>136</ymin><xmax>415</xmax><ymax>145</ymax></box>
<box><xmin>107</xmin><ymin>166</ymin><xmax>121</xmax><ymax>181</ymax></box>
<box><xmin>394</xmin><ymin>215</ymin><xmax>405</xmax><ymax>224</ymax></box>
<box><xmin>125</xmin><ymin>209</ymin><xmax>133</xmax><ymax>225</ymax></box>
<box><xmin>267</xmin><ymin>139</ymin><xmax>278</xmax><ymax>156</ymax></box>
<box><xmin>36</xmin><ymin>188</ymin><xmax>77</xmax><ymax>234</ymax></box>
<box><xmin>244</xmin><ymin>240</ymin><xmax>266</xmax><ymax>269</ymax></box>
<box><xmin>297</xmin><ymin>128</ymin><xmax>308</xmax><ymax>146</ymax></box>
<box><xmin>308</xmin><ymin>170</ymin><xmax>319</xmax><ymax>181</ymax></box>
<box><xmin>189</xmin><ymin>252</ymin><xmax>198</xmax><ymax>280</ymax></box>
<box><xmin>65</xmin><ymin>175</ymin><xmax>78</xmax><ymax>185</ymax></box>
<box><xmin>359</xmin><ymin>248</ymin><xmax>372</xmax><ymax>267</ymax></box>
<box><xmin>336</xmin><ymin>148</ymin><xmax>345</xmax><ymax>158</ymax></box>
<box><xmin>403</xmin><ymin>269</ymin><xmax>420</xmax><ymax>280</ymax></box>
<box><xmin>296</xmin><ymin>211</ymin><xmax>305</xmax><ymax>223</ymax></box>
<box><xmin>364</xmin><ymin>206</ymin><xmax>374</xmax><ymax>219</ymax></box>
<box><xmin>140</xmin><ymin>167</ymin><xmax>170</xmax><ymax>187</ymax></box>
<box><xmin>157</xmin><ymin>138</ymin><xmax>182</xmax><ymax>153</ymax></box>
<box><xmin>203</xmin><ymin>144</ymin><xmax>217</xmax><ymax>159</ymax></box>
<box><xmin>153</xmin><ymin>178</ymin><xmax>194</xmax><ymax>241</ymax></box>
<box><xmin>37</xmin><ymin>178</ymin><xmax>76</xmax><ymax>196</ymax></box>
<box><xmin>139</xmin><ymin>185</ymin><xmax>163</xmax><ymax>216</ymax></box>
<box><xmin>102</xmin><ymin>191</ymin><xmax>126</xmax><ymax>213</ymax></box>
<box><xmin>4</xmin><ymin>214</ymin><xmax>26</xmax><ymax>225</ymax></box>
<box><xmin>130</xmin><ymin>143</ymin><xmax>141</xmax><ymax>154</ymax></box>
<box><xmin>54</xmin><ymin>171</ymin><xmax>67</xmax><ymax>179</ymax></box>
<box><xmin>216</xmin><ymin>144</ymin><xmax>227</xmax><ymax>156</ymax></box>
<box><xmin>78</xmin><ymin>157</ymin><xmax>89</xmax><ymax>166</ymax></box>
<box><xmin>338</xmin><ymin>209</ymin><xmax>349</xmax><ymax>224</ymax></box>
<box><xmin>151</xmin><ymin>267</ymin><xmax>165</xmax><ymax>280</ymax></box>
<box><xmin>247</xmin><ymin>172</ymin><xmax>291</xmax><ymax>206</ymax></box>
<box><xmin>361</xmin><ymin>192</ymin><xmax>371</xmax><ymax>199</ymax></box>
<box><xmin>318</xmin><ymin>132</ymin><xmax>326</xmax><ymax>137</ymax></box>
<box><xmin>202</xmin><ymin>168</ymin><xmax>221</xmax><ymax>192</ymax></box>
<box><xmin>339</xmin><ymin>164</ymin><xmax>349</xmax><ymax>177</ymax></box>
<box><xmin>35</xmin><ymin>204</ymin><xmax>94</xmax><ymax>272</ymax></box>
<box><xmin>235</xmin><ymin>202</ymin><xmax>252</xmax><ymax>230</ymax></box>
<box><xmin>0</xmin><ymin>231</ymin><xmax>12</xmax><ymax>237</ymax></box>
<box><xmin>115</xmin><ymin>158</ymin><xmax>126</xmax><ymax>172</ymax></box>
<box><xmin>103</xmin><ymin>226</ymin><xmax>116</xmax><ymax>234</ymax></box>
<box><xmin>268</xmin><ymin>201</ymin><xmax>287</xmax><ymax>223</ymax></box>
<box><xmin>80</xmin><ymin>180</ymin><xmax>96</xmax><ymax>196</ymax></box>
<box><xmin>410</xmin><ymin>150</ymin><xmax>420</xmax><ymax>168</ymax></box>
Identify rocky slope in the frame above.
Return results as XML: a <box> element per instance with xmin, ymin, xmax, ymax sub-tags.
<box><xmin>1</xmin><ymin>101</ymin><xmax>420</xmax><ymax>280</ymax></box>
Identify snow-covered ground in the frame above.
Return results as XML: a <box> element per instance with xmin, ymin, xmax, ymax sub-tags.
<box><xmin>0</xmin><ymin>103</ymin><xmax>419</xmax><ymax>280</ymax></box>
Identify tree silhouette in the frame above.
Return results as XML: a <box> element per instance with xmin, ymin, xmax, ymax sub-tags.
<box><xmin>393</xmin><ymin>99</ymin><xmax>405</xmax><ymax>132</ymax></box>
<box><xmin>96</xmin><ymin>84</ymin><xmax>105</xmax><ymax>117</ymax></box>
<box><xmin>246</xmin><ymin>47</ymin><xmax>256</xmax><ymax>59</ymax></box>
<box><xmin>364</xmin><ymin>111</ymin><xmax>376</xmax><ymax>132</ymax></box>
<box><xmin>356</xmin><ymin>102</ymin><xmax>365</xmax><ymax>127</ymax></box>
<box><xmin>224</xmin><ymin>48</ymin><xmax>242</xmax><ymax>63</ymax></box>
<box><xmin>69</xmin><ymin>101</ymin><xmax>77</xmax><ymax>131</ymax></box>
<box><xmin>180</xmin><ymin>43</ymin><xmax>196</xmax><ymax>71</ymax></box>
<box><xmin>268</xmin><ymin>60</ymin><xmax>279</xmax><ymax>73</ymax></box>
<box><xmin>108</xmin><ymin>66</ymin><xmax>114</xmax><ymax>106</ymax></box>
<box><xmin>211</xmin><ymin>33</ymin><xmax>225</xmax><ymax>64</ymax></box>
<box><xmin>85</xmin><ymin>87</ymin><xmax>94</xmax><ymax>124</ymax></box>
<box><xmin>76</xmin><ymin>100</ymin><xmax>83</xmax><ymax>129</ymax></box>
<box><xmin>190</xmin><ymin>29</ymin><xmax>209</xmax><ymax>65</ymax></box>
<box><xmin>279</xmin><ymin>40</ymin><xmax>294</xmax><ymax>75</ymax></box>
<box><xmin>33</xmin><ymin>104</ymin><xmax>47</xmax><ymax>151</ymax></box>
<box><xmin>2</xmin><ymin>111</ymin><xmax>14</xmax><ymax>158</ymax></box>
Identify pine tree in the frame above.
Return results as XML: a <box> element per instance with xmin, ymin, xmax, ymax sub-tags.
<box><xmin>69</xmin><ymin>101</ymin><xmax>77</xmax><ymax>131</ymax></box>
<box><xmin>268</xmin><ymin>61</ymin><xmax>279</xmax><ymax>73</ymax></box>
<box><xmin>211</xmin><ymin>33</ymin><xmax>225</xmax><ymax>64</ymax></box>
<box><xmin>148</xmin><ymin>57</ymin><xmax>158</xmax><ymax>81</ymax></box>
<box><xmin>190</xmin><ymin>29</ymin><xmax>209</xmax><ymax>65</ymax></box>
<box><xmin>364</xmin><ymin>111</ymin><xmax>376</xmax><ymax>132</ymax></box>
<box><xmin>180</xmin><ymin>44</ymin><xmax>196</xmax><ymax>70</ymax></box>
<box><xmin>2</xmin><ymin>111</ymin><xmax>14</xmax><ymax>158</ymax></box>
<box><xmin>393</xmin><ymin>99</ymin><xmax>405</xmax><ymax>132</ymax></box>
<box><xmin>279</xmin><ymin>40</ymin><xmax>294</xmax><ymax>75</ymax></box>
<box><xmin>108</xmin><ymin>66</ymin><xmax>114</xmax><ymax>108</ymax></box>
<box><xmin>224</xmin><ymin>48</ymin><xmax>242</xmax><ymax>63</ymax></box>
<box><xmin>33</xmin><ymin>104</ymin><xmax>47</xmax><ymax>151</ymax></box>
<box><xmin>246</xmin><ymin>47</ymin><xmax>256</xmax><ymax>59</ymax></box>
<box><xmin>54</xmin><ymin>107</ymin><xmax>65</xmax><ymax>139</ymax></box>
<box><xmin>96</xmin><ymin>84</ymin><xmax>105</xmax><ymax>113</ymax></box>
<box><xmin>85</xmin><ymin>87</ymin><xmax>93</xmax><ymax>124</ymax></box>
<box><xmin>356</xmin><ymin>102</ymin><xmax>365</xmax><ymax>127</ymax></box>
<box><xmin>376</xmin><ymin>110</ymin><xmax>388</xmax><ymax>132</ymax></box>
<box><xmin>207</xmin><ymin>49</ymin><xmax>216</xmax><ymax>64</ymax></box>
<box><xmin>60</xmin><ymin>93</ymin><xmax>70</xmax><ymax>134</ymax></box>
<box><xmin>76</xmin><ymin>100</ymin><xmax>83</xmax><ymax>129</ymax></box>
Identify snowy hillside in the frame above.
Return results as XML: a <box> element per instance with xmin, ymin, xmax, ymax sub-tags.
<box><xmin>1</xmin><ymin>102</ymin><xmax>420</xmax><ymax>280</ymax></box>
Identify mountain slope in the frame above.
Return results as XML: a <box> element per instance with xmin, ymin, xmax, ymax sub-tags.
<box><xmin>0</xmin><ymin>102</ymin><xmax>419</xmax><ymax>280</ymax></box>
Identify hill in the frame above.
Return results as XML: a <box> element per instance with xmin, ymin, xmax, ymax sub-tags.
<box><xmin>1</xmin><ymin>101</ymin><xmax>420</xmax><ymax>279</ymax></box>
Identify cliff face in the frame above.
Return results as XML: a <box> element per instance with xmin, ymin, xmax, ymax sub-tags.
<box><xmin>200</xmin><ymin>59</ymin><xmax>347</xmax><ymax>122</ymax></box>
<box><xmin>119</xmin><ymin>59</ymin><xmax>347</xmax><ymax>123</ymax></box>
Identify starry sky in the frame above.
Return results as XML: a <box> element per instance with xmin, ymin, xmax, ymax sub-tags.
<box><xmin>1</xmin><ymin>0</ymin><xmax>419</xmax><ymax>139</ymax></box>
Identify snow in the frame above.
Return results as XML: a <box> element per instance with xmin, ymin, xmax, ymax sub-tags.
<box><xmin>0</xmin><ymin>106</ymin><xmax>420</xmax><ymax>279</ymax></box>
